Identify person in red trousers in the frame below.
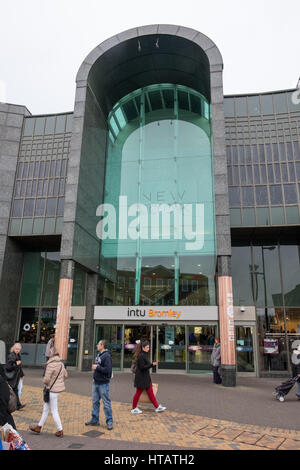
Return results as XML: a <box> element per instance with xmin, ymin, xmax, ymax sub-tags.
<box><xmin>131</xmin><ymin>340</ymin><xmax>166</xmax><ymax>414</ymax></box>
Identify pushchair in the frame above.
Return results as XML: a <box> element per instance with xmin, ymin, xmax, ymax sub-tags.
<box><xmin>273</xmin><ymin>376</ymin><xmax>299</xmax><ymax>402</ymax></box>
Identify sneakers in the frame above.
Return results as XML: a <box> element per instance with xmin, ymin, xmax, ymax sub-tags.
<box><xmin>155</xmin><ymin>404</ymin><xmax>166</xmax><ymax>413</ymax></box>
<box><xmin>85</xmin><ymin>420</ymin><xmax>99</xmax><ymax>426</ymax></box>
<box><xmin>107</xmin><ymin>423</ymin><xmax>113</xmax><ymax>430</ymax></box>
<box><xmin>131</xmin><ymin>407</ymin><xmax>142</xmax><ymax>414</ymax></box>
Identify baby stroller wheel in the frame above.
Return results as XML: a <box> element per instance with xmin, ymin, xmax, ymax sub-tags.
<box><xmin>278</xmin><ymin>395</ymin><xmax>285</xmax><ymax>402</ymax></box>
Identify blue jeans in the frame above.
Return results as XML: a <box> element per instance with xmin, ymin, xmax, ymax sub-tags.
<box><xmin>91</xmin><ymin>382</ymin><xmax>113</xmax><ymax>425</ymax></box>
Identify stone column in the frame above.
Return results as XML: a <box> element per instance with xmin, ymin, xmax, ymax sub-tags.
<box><xmin>218</xmin><ymin>256</ymin><xmax>236</xmax><ymax>387</ymax></box>
<box><xmin>55</xmin><ymin>260</ymin><xmax>74</xmax><ymax>360</ymax></box>
<box><xmin>81</xmin><ymin>272</ymin><xmax>98</xmax><ymax>371</ymax></box>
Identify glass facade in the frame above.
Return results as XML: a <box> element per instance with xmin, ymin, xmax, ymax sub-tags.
<box><xmin>17</xmin><ymin>252</ymin><xmax>86</xmax><ymax>364</ymax></box>
<box><xmin>9</xmin><ymin>113</ymin><xmax>72</xmax><ymax>236</ymax></box>
<box><xmin>232</xmin><ymin>242</ymin><xmax>300</xmax><ymax>374</ymax></box>
<box><xmin>225</xmin><ymin>91</ymin><xmax>300</xmax><ymax>227</ymax></box>
<box><xmin>98</xmin><ymin>84</ymin><xmax>216</xmax><ymax>306</ymax></box>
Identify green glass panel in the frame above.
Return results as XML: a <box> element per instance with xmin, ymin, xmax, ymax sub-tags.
<box><xmin>23</xmin><ymin>118</ymin><xmax>35</xmax><ymax>136</ymax></box>
<box><xmin>260</xmin><ymin>94</ymin><xmax>274</xmax><ymax>115</ymax></box>
<box><xmin>34</xmin><ymin>117</ymin><xmax>45</xmax><ymax>135</ymax></box>
<box><xmin>55</xmin><ymin>217</ymin><xmax>63</xmax><ymax>233</ymax></box>
<box><xmin>236</xmin><ymin>97</ymin><xmax>247</xmax><ymax>116</ymax></box>
<box><xmin>45</xmin><ymin>116</ymin><xmax>55</xmax><ymax>134</ymax></box>
<box><xmin>55</xmin><ymin>115</ymin><xmax>66</xmax><ymax>133</ymax></box>
<box><xmin>288</xmin><ymin>90</ymin><xmax>300</xmax><ymax>112</ymax></box>
<box><xmin>273</xmin><ymin>93</ymin><xmax>287</xmax><ymax>114</ymax></box>
<box><xmin>33</xmin><ymin>218</ymin><xmax>45</xmax><ymax>234</ymax></box>
<box><xmin>9</xmin><ymin>218</ymin><xmax>21</xmax><ymax>235</ymax></box>
<box><xmin>66</xmin><ymin>114</ymin><xmax>73</xmax><ymax>133</ymax></box>
<box><xmin>230</xmin><ymin>208</ymin><xmax>242</xmax><ymax>226</ymax></box>
<box><xmin>247</xmin><ymin>96</ymin><xmax>260</xmax><ymax>115</ymax></box>
<box><xmin>44</xmin><ymin>218</ymin><xmax>56</xmax><ymax>233</ymax></box>
<box><xmin>280</xmin><ymin>245</ymin><xmax>300</xmax><ymax>306</ymax></box>
<box><xmin>20</xmin><ymin>253</ymin><xmax>44</xmax><ymax>306</ymax></box>
<box><xmin>285</xmin><ymin>206</ymin><xmax>299</xmax><ymax>224</ymax></box>
<box><xmin>232</xmin><ymin>246</ymin><xmax>253</xmax><ymax>305</ymax></box>
<box><xmin>224</xmin><ymin>98</ymin><xmax>234</xmax><ymax>117</ymax></box>
<box><xmin>242</xmin><ymin>208</ymin><xmax>255</xmax><ymax>226</ymax></box>
<box><xmin>256</xmin><ymin>207</ymin><xmax>270</xmax><ymax>226</ymax></box>
<box><xmin>21</xmin><ymin>218</ymin><xmax>33</xmax><ymax>235</ymax></box>
<box><xmin>252</xmin><ymin>245</ymin><xmax>282</xmax><ymax>307</ymax></box>
<box><xmin>72</xmin><ymin>264</ymin><xmax>86</xmax><ymax>306</ymax></box>
<box><xmin>42</xmin><ymin>253</ymin><xmax>60</xmax><ymax>306</ymax></box>
<box><xmin>271</xmin><ymin>207</ymin><xmax>285</xmax><ymax>225</ymax></box>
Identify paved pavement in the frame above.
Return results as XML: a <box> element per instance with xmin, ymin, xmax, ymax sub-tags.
<box><xmin>10</xmin><ymin>369</ymin><xmax>300</xmax><ymax>451</ymax></box>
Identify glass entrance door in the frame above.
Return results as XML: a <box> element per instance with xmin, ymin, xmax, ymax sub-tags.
<box><xmin>66</xmin><ymin>324</ymin><xmax>80</xmax><ymax>367</ymax></box>
<box><xmin>157</xmin><ymin>325</ymin><xmax>186</xmax><ymax>370</ymax></box>
<box><xmin>235</xmin><ymin>326</ymin><xmax>255</xmax><ymax>373</ymax></box>
<box><xmin>187</xmin><ymin>325</ymin><xmax>216</xmax><ymax>372</ymax></box>
<box><xmin>124</xmin><ymin>325</ymin><xmax>151</xmax><ymax>368</ymax></box>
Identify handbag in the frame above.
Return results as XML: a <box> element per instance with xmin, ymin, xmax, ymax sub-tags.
<box><xmin>130</xmin><ymin>361</ymin><xmax>137</xmax><ymax>374</ymax></box>
<box><xmin>43</xmin><ymin>365</ymin><xmax>63</xmax><ymax>403</ymax></box>
<box><xmin>5</xmin><ymin>369</ymin><xmax>15</xmax><ymax>381</ymax></box>
<box><xmin>7</xmin><ymin>384</ymin><xmax>17</xmax><ymax>413</ymax></box>
<box><xmin>139</xmin><ymin>383</ymin><xmax>158</xmax><ymax>403</ymax></box>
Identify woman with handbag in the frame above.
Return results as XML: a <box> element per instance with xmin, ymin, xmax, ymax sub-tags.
<box><xmin>131</xmin><ymin>340</ymin><xmax>166</xmax><ymax>415</ymax></box>
<box><xmin>5</xmin><ymin>343</ymin><xmax>25</xmax><ymax>410</ymax></box>
<box><xmin>29</xmin><ymin>346</ymin><xmax>67</xmax><ymax>437</ymax></box>
<box><xmin>0</xmin><ymin>364</ymin><xmax>16</xmax><ymax>429</ymax></box>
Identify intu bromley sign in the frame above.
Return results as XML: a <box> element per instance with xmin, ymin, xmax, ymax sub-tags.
<box><xmin>94</xmin><ymin>306</ymin><xmax>218</xmax><ymax>321</ymax></box>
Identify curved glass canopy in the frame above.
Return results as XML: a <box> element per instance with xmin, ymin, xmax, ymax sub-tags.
<box><xmin>108</xmin><ymin>84</ymin><xmax>210</xmax><ymax>144</ymax></box>
<box><xmin>98</xmin><ymin>84</ymin><xmax>216</xmax><ymax>306</ymax></box>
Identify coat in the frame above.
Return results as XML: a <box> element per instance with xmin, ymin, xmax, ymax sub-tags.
<box><xmin>0</xmin><ymin>376</ymin><xmax>16</xmax><ymax>428</ymax></box>
<box><xmin>93</xmin><ymin>350</ymin><xmax>112</xmax><ymax>385</ymax></box>
<box><xmin>43</xmin><ymin>356</ymin><xmax>68</xmax><ymax>393</ymax></box>
<box><xmin>211</xmin><ymin>343</ymin><xmax>221</xmax><ymax>367</ymax></box>
<box><xmin>134</xmin><ymin>351</ymin><xmax>153</xmax><ymax>389</ymax></box>
<box><xmin>6</xmin><ymin>352</ymin><xmax>24</xmax><ymax>389</ymax></box>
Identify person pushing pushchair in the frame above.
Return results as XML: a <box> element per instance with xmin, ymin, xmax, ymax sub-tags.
<box><xmin>273</xmin><ymin>344</ymin><xmax>300</xmax><ymax>402</ymax></box>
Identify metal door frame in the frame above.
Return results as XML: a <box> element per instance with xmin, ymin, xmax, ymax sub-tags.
<box><xmin>235</xmin><ymin>322</ymin><xmax>258</xmax><ymax>377</ymax></box>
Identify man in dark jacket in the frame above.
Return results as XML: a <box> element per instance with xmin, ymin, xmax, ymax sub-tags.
<box><xmin>85</xmin><ymin>339</ymin><xmax>113</xmax><ymax>430</ymax></box>
<box><xmin>0</xmin><ymin>364</ymin><xmax>16</xmax><ymax>429</ymax></box>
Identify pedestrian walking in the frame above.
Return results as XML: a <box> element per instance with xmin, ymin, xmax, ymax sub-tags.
<box><xmin>211</xmin><ymin>337</ymin><xmax>222</xmax><ymax>384</ymax></box>
<box><xmin>85</xmin><ymin>339</ymin><xmax>114</xmax><ymax>430</ymax></box>
<box><xmin>45</xmin><ymin>333</ymin><xmax>55</xmax><ymax>362</ymax></box>
<box><xmin>131</xmin><ymin>340</ymin><xmax>166</xmax><ymax>414</ymax></box>
<box><xmin>5</xmin><ymin>343</ymin><xmax>26</xmax><ymax>410</ymax></box>
<box><xmin>0</xmin><ymin>364</ymin><xmax>16</xmax><ymax>429</ymax></box>
<box><xmin>29</xmin><ymin>346</ymin><xmax>68</xmax><ymax>437</ymax></box>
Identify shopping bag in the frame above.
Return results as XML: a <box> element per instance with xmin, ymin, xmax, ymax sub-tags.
<box><xmin>0</xmin><ymin>423</ymin><xmax>30</xmax><ymax>450</ymax></box>
<box><xmin>139</xmin><ymin>383</ymin><xmax>158</xmax><ymax>403</ymax></box>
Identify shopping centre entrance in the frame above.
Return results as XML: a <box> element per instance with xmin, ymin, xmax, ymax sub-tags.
<box><xmin>94</xmin><ymin>323</ymin><xmax>218</xmax><ymax>373</ymax></box>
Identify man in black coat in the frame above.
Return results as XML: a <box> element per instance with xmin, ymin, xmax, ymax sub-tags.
<box><xmin>0</xmin><ymin>364</ymin><xmax>16</xmax><ymax>428</ymax></box>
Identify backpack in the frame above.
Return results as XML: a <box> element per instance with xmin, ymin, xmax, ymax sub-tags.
<box><xmin>7</xmin><ymin>383</ymin><xmax>17</xmax><ymax>413</ymax></box>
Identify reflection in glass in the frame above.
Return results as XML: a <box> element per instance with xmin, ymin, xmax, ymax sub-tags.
<box><xmin>188</xmin><ymin>325</ymin><xmax>216</xmax><ymax>372</ymax></box>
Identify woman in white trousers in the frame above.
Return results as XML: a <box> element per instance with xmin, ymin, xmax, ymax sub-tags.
<box><xmin>29</xmin><ymin>346</ymin><xmax>67</xmax><ymax>437</ymax></box>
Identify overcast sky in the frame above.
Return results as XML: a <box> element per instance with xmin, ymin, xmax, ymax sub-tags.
<box><xmin>0</xmin><ymin>0</ymin><xmax>299</xmax><ymax>115</ymax></box>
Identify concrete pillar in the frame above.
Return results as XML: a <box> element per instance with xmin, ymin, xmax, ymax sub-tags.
<box><xmin>55</xmin><ymin>260</ymin><xmax>74</xmax><ymax>360</ymax></box>
<box><xmin>81</xmin><ymin>272</ymin><xmax>98</xmax><ymax>371</ymax></box>
<box><xmin>218</xmin><ymin>255</ymin><xmax>236</xmax><ymax>387</ymax></box>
